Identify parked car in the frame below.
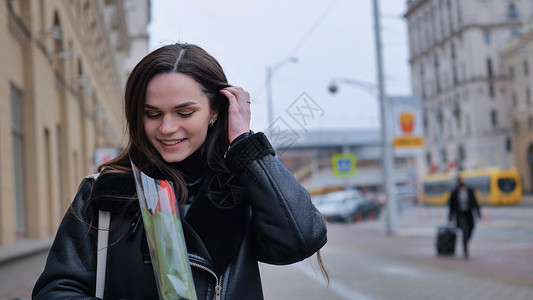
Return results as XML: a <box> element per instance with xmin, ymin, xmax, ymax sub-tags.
<box><xmin>313</xmin><ymin>189</ymin><xmax>381</xmax><ymax>223</ymax></box>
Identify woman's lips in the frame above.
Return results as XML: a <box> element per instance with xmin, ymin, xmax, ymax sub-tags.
<box><xmin>159</xmin><ymin>138</ymin><xmax>186</xmax><ymax>149</ymax></box>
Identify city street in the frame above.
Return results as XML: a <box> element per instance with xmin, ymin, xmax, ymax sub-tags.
<box><xmin>2</xmin><ymin>198</ymin><xmax>533</xmax><ymax>300</ymax></box>
<box><xmin>260</xmin><ymin>199</ymin><xmax>533</xmax><ymax>300</ymax></box>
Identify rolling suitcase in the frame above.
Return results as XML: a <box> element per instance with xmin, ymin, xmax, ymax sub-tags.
<box><xmin>436</xmin><ymin>225</ymin><xmax>456</xmax><ymax>256</ymax></box>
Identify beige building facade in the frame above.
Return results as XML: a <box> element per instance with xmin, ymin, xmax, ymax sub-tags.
<box><xmin>405</xmin><ymin>0</ymin><xmax>533</xmax><ymax>174</ymax></box>
<box><xmin>502</xmin><ymin>19</ymin><xmax>533</xmax><ymax>192</ymax></box>
<box><xmin>0</xmin><ymin>0</ymin><xmax>149</xmax><ymax>246</ymax></box>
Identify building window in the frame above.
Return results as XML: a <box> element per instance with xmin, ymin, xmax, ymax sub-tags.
<box><xmin>458</xmin><ymin>144</ymin><xmax>466</xmax><ymax>163</ymax></box>
<box><xmin>437</xmin><ymin>106</ymin><xmax>443</xmax><ymax>127</ymax></box>
<box><xmin>514</xmin><ymin>121</ymin><xmax>519</xmax><ymax>133</ymax></box>
<box><xmin>430</xmin><ymin>6</ymin><xmax>436</xmax><ymax>43</ymax></box>
<box><xmin>512</xmin><ymin>92</ymin><xmax>518</xmax><ymax>107</ymax></box>
<box><xmin>456</xmin><ymin>0</ymin><xmax>463</xmax><ymax>26</ymax></box>
<box><xmin>10</xmin><ymin>83</ymin><xmax>27</xmax><ymax>236</ymax></box>
<box><xmin>420</xmin><ymin>62</ymin><xmax>426</xmax><ymax>99</ymax></box>
<box><xmin>425</xmin><ymin>11</ymin><xmax>431</xmax><ymax>50</ymax></box>
<box><xmin>529</xmin><ymin>116</ymin><xmax>533</xmax><ymax>130</ymax></box>
<box><xmin>524</xmin><ymin>60</ymin><xmax>529</xmax><ymax>76</ymax></box>
<box><xmin>451</xmin><ymin>43</ymin><xmax>456</xmax><ymax>59</ymax></box>
<box><xmin>527</xmin><ymin>87</ymin><xmax>531</xmax><ymax>106</ymax></box>
<box><xmin>506</xmin><ymin>138</ymin><xmax>512</xmax><ymax>153</ymax></box>
<box><xmin>436</xmin><ymin>62</ymin><xmax>442</xmax><ymax>93</ymax></box>
<box><xmin>483</xmin><ymin>31</ymin><xmax>491</xmax><ymax>45</ymax></box>
<box><xmin>508</xmin><ymin>3</ymin><xmax>518</xmax><ymax>19</ymax></box>
<box><xmin>489</xmin><ymin>84</ymin><xmax>495</xmax><ymax>98</ymax></box>
<box><xmin>466</xmin><ymin>114</ymin><xmax>471</xmax><ymax>135</ymax></box>
<box><xmin>439</xmin><ymin>0</ymin><xmax>445</xmax><ymax>38</ymax></box>
<box><xmin>509</xmin><ymin>66</ymin><xmax>515</xmax><ymax>80</ymax></box>
<box><xmin>440</xmin><ymin>148</ymin><xmax>448</xmax><ymax>165</ymax></box>
<box><xmin>453</xmin><ymin>64</ymin><xmax>458</xmax><ymax>85</ymax></box>
<box><xmin>453</xmin><ymin>94</ymin><xmax>461</xmax><ymax>129</ymax></box>
<box><xmin>487</xmin><ymin>58</ymin><xmax>493</xmax><ymax>78</ymax></box>
<box><xmin>447</xmin><ymin>0</ymin><xmax>453</xmax><ymax>33</ymax></box>
<box><xmin>491</xmin><ymin>110</ymin><xmax>498</xmax><ymax>127</ymax></box>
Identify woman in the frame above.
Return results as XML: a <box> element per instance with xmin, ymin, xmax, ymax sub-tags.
<box><xmin>32</xmin><ymin>43</ymin><xmax>328</xmax><ymax>299</ymax></box>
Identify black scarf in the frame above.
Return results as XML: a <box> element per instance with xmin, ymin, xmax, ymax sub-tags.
<box><xmin>171</xmin><ymin>150</ymin><xmax>248</xmax><ymax>275</ymax></box>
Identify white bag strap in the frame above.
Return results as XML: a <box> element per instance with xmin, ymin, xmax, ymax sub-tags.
<box><xmin>96</xmin><ymin>210</ymin><xmax>111</xmax><ymax>298</ymax></box>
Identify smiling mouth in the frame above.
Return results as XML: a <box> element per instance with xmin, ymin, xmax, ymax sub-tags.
<box><xmin>160</xmin><ymin>138</ymin><xmax>186</xmax><ymax>146</ymax></box>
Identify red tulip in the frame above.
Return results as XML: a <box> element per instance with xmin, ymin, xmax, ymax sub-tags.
<box><xmin>154</xmin><ymin>180</ymin><xmax>178</xmax><ymax>216</ymax></box>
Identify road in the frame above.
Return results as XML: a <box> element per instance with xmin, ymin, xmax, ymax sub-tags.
<box><xmin>260</xmin><ymin>200</ymin><xmax>533</xmax><ymax>300</ymax></box>
<box><xmin>2</xmin><ymin>199</ymin><xmax>533</xmax><ymax>300</ymax></box>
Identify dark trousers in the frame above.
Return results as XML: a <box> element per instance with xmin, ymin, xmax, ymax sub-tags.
<box><xmin>457</xmin><ymin>212</ymin><xmax>475</xmax><ymax>250</ymax></box>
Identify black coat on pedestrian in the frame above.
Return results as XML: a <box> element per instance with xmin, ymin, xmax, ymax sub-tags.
<box><xmin>448</xmin><ymin>185</ymin><xmax>481</xmax><ymax>237</ymax></box>
<box><xmin>32</xmin><ymin>133</ymin><xmax>328</xmax><ymax>299</ymax></box>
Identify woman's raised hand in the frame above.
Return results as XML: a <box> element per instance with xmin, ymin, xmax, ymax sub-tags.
<box><xmin>220</xmin><ymin>86</ymin><xmax>251</xmax><ymax>144</ymax></box>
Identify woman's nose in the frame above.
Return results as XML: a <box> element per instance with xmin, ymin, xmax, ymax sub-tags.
<box><xmin>159</xmin><ymin>115</ymin><xmax>178</xmax><ymax>134</ymax></box>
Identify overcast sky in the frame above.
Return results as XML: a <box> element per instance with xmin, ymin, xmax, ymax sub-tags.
<box><xmin>148</xmin><ymin>0</ymin><xmax>411</xmax><ymax>132</ymax></box>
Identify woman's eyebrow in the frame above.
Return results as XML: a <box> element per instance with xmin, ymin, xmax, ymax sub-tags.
<box><xmin>144</xmin><ymin>101</ymin><xmax>198</xmax><ymax>110</ymax></box>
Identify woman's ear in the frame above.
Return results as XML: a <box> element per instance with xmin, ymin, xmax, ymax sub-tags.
<box><xmin>210</xmin><ymin>110</ymin><xmax>218</xmax><ymax>125</ymax></box>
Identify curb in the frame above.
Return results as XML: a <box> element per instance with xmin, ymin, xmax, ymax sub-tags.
<box><xmin>0</xmin><ymin>238</ymin><xmax>53</xmax><ymax>266</ymax></box>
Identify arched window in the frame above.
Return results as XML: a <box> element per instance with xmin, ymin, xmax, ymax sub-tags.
<box><xmin>51</xmin><ymin>11</ymin><xmax>67</xmax><ymax>81</ymax></box>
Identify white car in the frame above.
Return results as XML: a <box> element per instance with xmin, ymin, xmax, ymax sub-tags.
<box><xmin>313</xmin><ymin>189</ymin><xmax>381</xmax><ymax>223</ymax></box>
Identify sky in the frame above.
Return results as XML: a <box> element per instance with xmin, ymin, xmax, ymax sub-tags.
<box><xmin>148</xmin><ymin>0</ymin><xmax>411</xmax><ymax>132</ymax></box>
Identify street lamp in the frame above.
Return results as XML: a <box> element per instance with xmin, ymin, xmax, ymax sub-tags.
<box><xmin>328</xmin><ymin>77</ymin><xmax>379</xmax><ymax>97</ymax></box>
<box><xmin>324</xmin><ymin>0</ymin><xmax>398</xmax><ymax>236</ymax></box>
<box><xmin>266</xmin><ymin>57</ymin><xmax>298</xmax><ymax>127</ymax></box>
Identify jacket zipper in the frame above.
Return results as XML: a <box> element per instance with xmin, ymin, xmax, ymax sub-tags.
<box><xmin>190</xmin><ymin>261</ymin><xmax>222</xmax><ymax>300</ymax></box>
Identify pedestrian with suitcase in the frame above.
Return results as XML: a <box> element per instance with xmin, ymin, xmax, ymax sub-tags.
<box><xmin>448</xmin><ymin>177</ymin><xmax>482</xmax><ymax>258</ymax></box>
<box><xmin>436</xmin><ymin>225</ymin><xmax>457</xmax><ymax>256</ymax></box>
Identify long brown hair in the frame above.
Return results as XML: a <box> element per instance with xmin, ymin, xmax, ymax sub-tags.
<box><xmin>98</xmin><ymin>43</ymin><xmax>231</xmax><ymax>203</ymax></box>
<box><xmin>98</xmin><ymin>42</ymin><xmax>329</xmax><ymax>282</ymax></box>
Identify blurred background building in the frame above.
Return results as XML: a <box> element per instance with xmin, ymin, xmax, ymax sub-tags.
<box><xmin>405</xmin><ymin>0</ymin><xmax>533</xmax><ymax>190</ymax></box>
<box><xmin>502</xmin><ymin>18</ymin><xmax>533</xmax><ymax>193</ymax></box>
<box><xmin>0</xmin><ymin>0</ymin><xmax>150</xmax><ymax>246</ymax></box>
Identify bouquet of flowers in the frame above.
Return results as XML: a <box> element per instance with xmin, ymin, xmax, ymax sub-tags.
<box><xmin>131</xmin><ymin>160</ymin><xmax>197</xmax><ymax>300</ymax></box>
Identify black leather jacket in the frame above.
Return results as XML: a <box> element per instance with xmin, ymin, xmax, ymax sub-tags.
<box><xmin>32</xmin><ymin>133</ymin><xmax>327</xmax><ymax>299</ymax></box>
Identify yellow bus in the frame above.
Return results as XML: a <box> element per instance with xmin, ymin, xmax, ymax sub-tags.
<box><xmin>422</xmin><ymin>167</ymin><xmax>522</xmax><ymax>206</ymax></box>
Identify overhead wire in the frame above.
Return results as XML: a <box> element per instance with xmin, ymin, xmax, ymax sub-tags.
<box><xmin>286</xmin><ymin>0</ymin><xmax>340</xmax><ymax>57</ymax></box>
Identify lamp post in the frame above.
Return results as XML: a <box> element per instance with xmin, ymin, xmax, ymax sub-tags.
<box><xmin>325</xmin><ymin>0</ymin><xmax>398</xmax><ymax>236</ymax></box>
<box><xmin>372</xmin><ymin>0</ymin><xmax>397</xmax><ymax>236</ymax></box>
<box><xmin>266</xmin><ymin>57</ymin><xmax>298</xmax><ymax>127</ymax></box>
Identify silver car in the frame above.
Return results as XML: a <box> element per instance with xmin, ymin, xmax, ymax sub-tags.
<box><xmin>313</xmin><ymin>189</ymin><xmax>381</xmax><ymax>223</ymax></box>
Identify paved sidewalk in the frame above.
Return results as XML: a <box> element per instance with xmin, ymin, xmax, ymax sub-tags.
<box><xmin>351</xmin><ymin>209</ymin><xmax>533</xmax><ymax>285</ymax></box>
<box><xmin>261</xmin><ymin>198</ymin><xmax>533</xmax><ymax>299</ymax></box>
<box><xmin>0</xmin><ymin>239</ymin><xmax>52</xmax><ymax>300</ymax></box>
